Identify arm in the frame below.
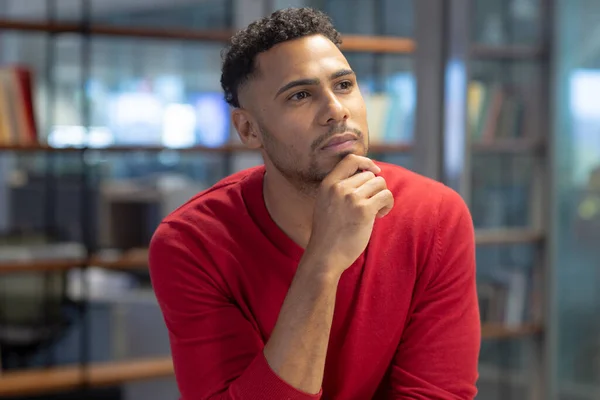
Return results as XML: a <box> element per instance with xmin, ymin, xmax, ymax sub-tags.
<box><xmin>386</xmin><ymin>189</ymin><xmax>480</xmax><ymax>400</ymax></box>
<box><xmin>263</xmin><ymin>251</ymin><xmax>340</xmax><ymax>394</ymax></box>
<box><xmin>149</xmin><ymin>155</ymin><xmax>393</xmax><ymax>399</ymax></box>
<box><xmin>149</xmin><ymin>222</ymin><xmax>330</xmax><ymax>400</ymax></box>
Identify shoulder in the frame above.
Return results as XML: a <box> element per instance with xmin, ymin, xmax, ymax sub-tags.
<box><xmin>161</xmin><ymin>165</ymin><xmax>262</xmax><ymax>225</ymax></box>
<box><xmin>149</xmin><ymin>165</ymin><xmax>262</xmax><ymax>257</ymax></box>
<box><xmin>372</xmin><ymin>163</ymin><xmax>475</xmax><ymax>284</ymax></box>
<box><xmin>148</xmin><ymin>166</ymin><xmax>264</xmax><ymax>292</ymax></box>
<box><xmin>375</xmin><ymin>161</ymin><xmax>469</xmax><ymax>219</ymax></box>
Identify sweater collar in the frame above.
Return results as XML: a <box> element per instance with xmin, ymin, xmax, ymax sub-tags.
<box><xmin>241</xmin><ymin>166</ymin><xmax>305</xmax><ymax>262</ymax></box>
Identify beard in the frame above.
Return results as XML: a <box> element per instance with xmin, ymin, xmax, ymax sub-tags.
<box><xmin>258</xmin><ymin>121</ymin><xmax>368</xmax><ymax>196</ymax></box>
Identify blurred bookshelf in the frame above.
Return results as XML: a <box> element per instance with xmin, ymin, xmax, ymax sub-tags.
<box><xmin>466</xmin><ymin>0</ymin><xmax>554</xmax><ymax>398</ymax></box>
<box><xmin>0</xmin><ymin>0</ymin><xmax>569</xmax><ymax>398</ymax></box>
<box><xmin>0</xmin><ymin>0</ymin><xmax>420</xmax><ymax>397</ymax></box>
<box><xmin>0</xmin><ymin>19</ymin><xmax>415</xmax><ymax>54</ymax></box>
<box><xmin>0</xmin><ymin>356</ymin><xmax>174</xmax><ymax>397</ymax></box>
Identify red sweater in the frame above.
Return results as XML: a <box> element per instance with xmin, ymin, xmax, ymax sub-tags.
<box><xmin>148</xmin><ymin>162</ymin><xmax>480</xmax><ymax>400</ymax></box>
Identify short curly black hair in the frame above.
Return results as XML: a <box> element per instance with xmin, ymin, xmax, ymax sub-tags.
<box><xmin>220</xmin><ymin>7</ymin><xmax>342</xmax><ymax>108</ymax></box>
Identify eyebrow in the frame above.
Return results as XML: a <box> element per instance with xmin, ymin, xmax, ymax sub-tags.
<box><xmin>274</xmin><ymin>68</ymin><xmax>355</xmax><ymax>98</ymax></box>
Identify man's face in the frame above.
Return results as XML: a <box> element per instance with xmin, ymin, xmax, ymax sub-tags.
<box><xmin>237</xmin><ymin>34</ymin><xmax>369</xmax><ymax>191</ymax></box>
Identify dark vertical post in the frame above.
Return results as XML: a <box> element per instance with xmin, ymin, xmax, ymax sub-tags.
<box><xmin>43</xmin><ymin>0</ymin><xmax>57</xmax><ymax>241</ymax></box>
<box><xmin>440</xmin><ymin>0</ymin><xmax>470</xmax><ymax>200</ymax></box>
<box><xmin>79</xmin><ymin>0</ymin><xmax>93</xmax><ymax>391</ymax></box>
<box><xmin>42</xmin><ymin>0</ymin><xmax>58</xmax><ymax>369</ymax></box>
<box><xmin>413</xmin><ymin>0</ymin><xmax>447</xmax><ymax>181</ymax></box>
<box><xmin>372</xmin><ymin>0</ymin><xmax>385</xmax><ymax>94</ymax></box>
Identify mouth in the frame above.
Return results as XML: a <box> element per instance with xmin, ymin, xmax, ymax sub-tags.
<box><xmin>321</xmin><ymin>133</ymin><xmax>359</xmax><ymax>152</ymax></box>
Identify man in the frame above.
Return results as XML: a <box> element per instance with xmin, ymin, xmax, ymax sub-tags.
<box><xmin>149</xmin><ymin>7</ymin><xmax>480</xmax><ymax>400</ymax></box>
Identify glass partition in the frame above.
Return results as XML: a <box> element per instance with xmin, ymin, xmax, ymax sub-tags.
<box><xmin>554</xmin><ymin>0</ymin><xmax>600</xmax><ymax>398</ymax></box>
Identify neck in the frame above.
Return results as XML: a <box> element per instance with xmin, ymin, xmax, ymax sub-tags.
<box><xmin>263</xmin><ymin>168</ymin><xmax>317</xmax><ymax>250</ymax></box>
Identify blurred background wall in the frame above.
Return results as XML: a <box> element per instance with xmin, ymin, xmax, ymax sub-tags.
<box><xmin>0</xmin><ymin>0</ymin><xmax>598</xmax><ymax>399</ymax></box>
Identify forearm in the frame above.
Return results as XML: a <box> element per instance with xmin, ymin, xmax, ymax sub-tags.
<box><xmin>263</xmin><ymin>252</ymin><xmax>341</xmax><ymax>395</ymax></box>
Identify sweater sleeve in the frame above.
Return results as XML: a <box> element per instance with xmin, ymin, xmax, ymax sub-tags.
<box><xmin>148</xmin><ymin>221</ymin><xmax>322</xmax><ymax>400</ymax></box>
<box><xmin>386</xmin><ymin>189</ymin><xmax>481</xmax><ymax>400</ymax></box>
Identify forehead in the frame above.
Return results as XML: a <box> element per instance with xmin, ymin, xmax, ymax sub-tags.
<box><xmin>255</xmin><ymin>35</ymin><xmax>351</xmax><ymax>87</ymax></box>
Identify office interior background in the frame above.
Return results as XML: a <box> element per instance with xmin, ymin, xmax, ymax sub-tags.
<box><xmin>0</xmin><ymin>0</ymin><xmax>598</xmax><ymax>399</ymax></box>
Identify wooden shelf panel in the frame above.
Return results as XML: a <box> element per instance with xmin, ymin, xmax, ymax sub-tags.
<box><xmin>0</xmin><ymin>229</ymin><xmax>545</xmax><ymax>274</ymax></box>
<box><xmin>92</xmin><ymin>144</ymin><xmax>253</xmax><ymax>153</ymax></box>
<box><xmin>0</xmin><ymin>230</ymin><xmax>543</xmax><ymax>275</ymax></box>
<box><xmin>0</xmin><ymin>19</ymin><xmax>233</xmax><ymax>42</ymax></box>
<box><xmin>0</xmin><ymin>249</ymin><xmax>150</xmax><ymax>274</ymax></box>
<box><xmin>0</xmin><ymin>356</ymin><xmax>174</xmax><ymax>397</ymax></box>
<box><xmin>341</xmin><ymin>35</ymin><xmax>415</xmax><ymax>54</ymax></box>
<box><xmin>475</xmin><ymin>228</ymin><xmax>545</xmax><ymax>245</ymax></box>
<box><xmin>0</xmin><ymin>144</ymin><xmax>83</xmax><ymax>153</ymax></box>
<box><xmin>470</xmin><ymin>44</ymin><xmax>546</xmax><ymax>60</ymax></box>
<box><xmin>0</xmin><ymin>144</ymin><xmax>252</xmax><ymax>153</ymax></box>
<box><xmin>368</xmin><ymin>143</ymin><xmax>413</xmax><ymax>153</ymax></box>
<box><xmin>0</xmin><ymin>328</ymin><xmax>542</xmax><ymax>397</ymax></box>
<box><xmin>89</xmin><ymin>248</ymin><xmax>149</xmax><ymax>270</ymax></box>
<box><xmin>0</xmin><ymin>143</ymin><xmax>414</xmax><ymax>154</ymax></box>
<box><xmin>0</xmin><ymin>19</ymin><xmax>415</xmax><ymax>54</ymax></box>
<box><xmin>481</xmin><ymin>323</ymin><xmax>543</xmax><ymax>340</ymax></box>
<box><xmin>0</xmin><ymin>258</ymin><xmax>86</xmax><ymax>274</ymax></box>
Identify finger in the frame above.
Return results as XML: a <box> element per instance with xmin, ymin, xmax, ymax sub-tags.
<box><xmin>368</xmin><ymin>189</ymin><xmax>394</xmax><ymax>218</ymax></box>
<box><xmin>354</xmin><ymin>175</ymin><xmax>387</xmax><ymax>198</ymax></box>
<box><xmin>323</xmin><ymin>154</ymin><xmax>380</xmax><ymax>185</ymax></box>
<box><xmin>342</xmin><ymin>170</ymin><xmax>377</xmax><ymax>189</ymax></box>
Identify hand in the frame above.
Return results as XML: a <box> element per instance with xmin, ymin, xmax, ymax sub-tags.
<box><xmin>304</xmin><ymin>154</ymin><xmax>394</xmax><ymax>276</ymax></box>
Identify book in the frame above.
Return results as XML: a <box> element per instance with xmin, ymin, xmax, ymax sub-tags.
<box><xmin>0</xmin><ymin>65</ymin><xmax>38</xmax><ymax>146</ymax></box>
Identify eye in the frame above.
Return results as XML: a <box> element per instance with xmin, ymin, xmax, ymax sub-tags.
<box><xmin>289</xmin><ymin>91</ymin><xmax>310</xmax><ymax>101</ymax></box>
<box><xmin>336</xmin><ymin>80</ymin><xmax>354</xmax><ymax>91</ymax></box>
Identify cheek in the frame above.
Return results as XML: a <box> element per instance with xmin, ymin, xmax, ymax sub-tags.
<box><xmin>348</xmin><ymin>91</ymin><xmax>367</xmax><ymax>116</ymax></box>
<box><xmin>280</xmin><ymin>113</ymin><xmax>314</xmax><ymax>143</ymax></box>
<box><xmin>262</xmin><ymin>116</ymin><xmax>307</xmax><ymax>153</ymax></box>
<box><xmin>352</xmin><ymin>101</ymin><xmax>368</xmax><ymax>124</ymax></box>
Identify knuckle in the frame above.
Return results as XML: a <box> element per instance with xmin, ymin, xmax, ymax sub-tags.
<box><xmin>356</xmin><ymin>201</ymin><xmax>370</xmax><ymax>217</ymax></box>
<box><xmin>374</xmin><ymin>176</ymin><xmax>386</xmax><ymax>187</ymax></box>
<box><xmin>363</xmin><ymin>171</ymin><xmax>376</xmax><ymax>180</ymax></box>
<box><xmin>344</xmin><ymin>189</ymin><xmax>359</xmax><ymax>204</ymax></box>
<box><xmin>330</xmin><ymin>181</ymin><xmax>345</xmax><ymax>196</ymax></box>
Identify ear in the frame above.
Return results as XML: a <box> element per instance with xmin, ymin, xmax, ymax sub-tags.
<box><xmin>231</xmin><ymin>108</ymin><xmax>262</xmax><ymax>149</ymax></box>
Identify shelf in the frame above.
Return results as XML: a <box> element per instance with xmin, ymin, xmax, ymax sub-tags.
<box><xmin>89</xmin><ymin>248</ymin><xmax>149</xmax><ymax>270</ymax></box>
<box><xmin>0</xmin><ymin>249</ymin><xmax>150</xmax><ymax>274</ymax></box>
<box><xmin>0</xmin><ymin>258</ymin><xmax>86</xmax><ymax>274</ymax></box>
<box><xmin>475</xmin><ymin>228</ymin><xmax>545</xmax><ymax>245</ymax></box>
<box><xmin>0</xmin><ymin>230</ymin><xmax>543</xmax><ymax>275</ymax></box>
<box><xmin>0</xmin><ymin>356</ymin><xmax>174</xmax><ymax>397</ymax></box>
<box><xmin>0</xmin><ymin>144</ymin><xmax>252</xmax><ymax>153</ymax></box>
<box><xmin>481</xmin><ymin>323</ymin><xmax>543</xmax><ymax>340</ymax></box>
<box><xmin>0</xmin><ymin>19</ymin><xmax>415</xmax><ymax>54</ymax></box>
<box><xmin>0</xmin><ymin>143</ymin><xmax>413</xmax><ymax>154</ymax></box>
<box><xmin>0</xmin><ymin>328</ymin><xmax>543</xmax><ymax>397</ymax></box>
<box><xmin>0</xmin><ymin>144</ymin><xmax>84</xmax><ymax>153</ymax></box>
<box><xmin>368</xmin><ymin>143</ymin><xmax>413</xmax><ymax>153</ymax></box>
<box><xmin>92</xmin><ymin>144</ymin><xmax>254</xmax><ymax>153</ymax></box>
<box><xmin>0</xmin><ymin>19</ymin><xmax>233</xmax><ymax>42</ymax></box>
<box><xmin>0</xmin><ymin>229</ymin><xmax>545</xmax><ymax>275</ymax></box>
<box><xmin>340</xmin><ymin>35</ymin><xmax>415</xmax><ymax>54</ymax></box>
<box><xmin>470</xmin><ymin>44</ymin><xmax>547</xmax><ymax>60</ymax></box>
<box><xmin>471</xmin><ymin>137</ymin><xmax>545</xmax><ymax>154</ymax></box>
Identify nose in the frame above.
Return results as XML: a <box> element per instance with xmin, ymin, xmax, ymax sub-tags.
<box><xmin>319</xmin><ymin>91</ymin><xmax>350</xmax><ymax>125</ymax></box>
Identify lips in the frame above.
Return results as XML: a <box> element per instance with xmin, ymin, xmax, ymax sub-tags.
<box><xmin>322</xmin><ymin>133</ymin><xmax>358</xmax><ymax>149</ymax></box>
